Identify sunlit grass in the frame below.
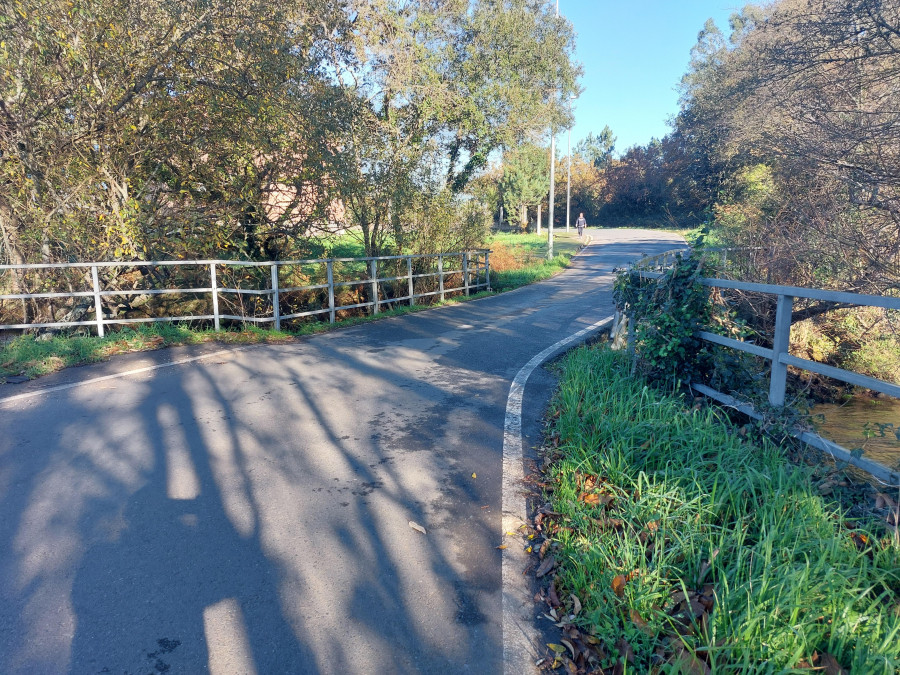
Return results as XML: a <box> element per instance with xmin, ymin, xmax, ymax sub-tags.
<box><xmin>488</xmin><ymin>230</ymin><xmax>586</xmax><ymax>291</ymax></box>
<box><xmin>541</xmin><ymin>344</ymin><xmax>900</xmax><ymax>672</ymax></box>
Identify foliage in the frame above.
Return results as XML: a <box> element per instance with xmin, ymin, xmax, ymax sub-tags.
<box><xmin>0</xmin><ymin>0</ymin><xmax>342</xmax><ymax>268</ymax></box>
<box><xmin>614</xmin><ymin>252</ymin><xmax>714</xmax><ymax>382</ymax></box>
<box><xmin>532</xmin><ymin>345</ymin><xmax>900</xmax><ymax>673</ymax></box>
<box><xmin>324</xmin><ymin>0</ymin><xmax>581</xmax><ymax>256</ymax></box>
<box><xmin>573</xmin><ymin>126</ymin><xmax>615</xmax><ymax>169</ymax></box>
<box><xmin>489</xmin><ymin>231</ymin><xmax>584</xmax><ymax>290</ymax></box>
<box><xmin>498</xmin><ymin>144</ymin><xmax>549</xmax><ymax>231</ymax></box>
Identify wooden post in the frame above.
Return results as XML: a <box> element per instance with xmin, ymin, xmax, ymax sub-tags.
<box><xmin>327</xmin><ymin>260</ymin><xmax>335</xmax><ymax>324</ymax></box>
<box><xmin>769</xmin><ymin>294</ymin><xmax>793</xmax><ymax>406</ymax></box>
<box><xmin>438</xmin><ymin>255</ymin><xmax>445</xmax><ymax>302</ymax></box>
<box><xmin>210</xmin><ymin>262</ymin><xmax>220</xmax><ymax>331</ymax></box>
<box><xmin>407</xmin><ymin>256</ymin><xmax>415</xmax><ymax>306</ymax></box>
<box><xmin>370</xmin><ymin>258</ymin><xmax>379</xmax><ymax>314</ymax></box>
<box><xmin>485</xmin><ymin>250</ymin><xmax>491</xmax><ymax>291</ymax></box>
<box><xmin>91</xmin><ymin>265</ymin><xmax>104</xmax><ymax>337</ymax></box>
<box><xmin>270</xmin><ymin>263</ymin><xmax>281</xmax><ymax>331</ymax></box>
<box><xmin>463</xmin><ymin>252</ymin><xmax>470</xmax><ymax>296</ymax></box>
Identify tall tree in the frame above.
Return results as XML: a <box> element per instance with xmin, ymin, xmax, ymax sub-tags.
<box><xmin>324</xmin><ymin>0</ymin><xmax>580</xmax><ymax>256</ymax></box>
<box><xmin>574</xmin><ymin>126</ymin><xmax>616</xmax><ymax>169</ymax></box>
<box><xmin>499</xmin><ymin>143</ymin><xmax>549</xmax><ymax>230</ymax></box>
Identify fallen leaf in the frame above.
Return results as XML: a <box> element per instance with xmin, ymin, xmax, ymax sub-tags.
<box><xmin>611</xmin><ymin>574</ymin><xmax>626</xmax><ymax>598</ymax></box>
<box><xmin>582</xmin><ymin>493</ymin><xmax>601</xmax><ymax>506</ymax></box>
<box><xmin>548</xmin><ymin>581</ymin><xmax>561</xmax><ymax>607</ymax></box>
<box><xmin>472</xmin><ymin>473</ymin><xmax>477</xmax><ymax>478</ymax></box>
<box><xmin>496</xmin><ymin>544</ymin><xmax>507</xmax><ymax>550</ymax></box>
<box><xmin>570</xmin><ymin>594</ymin><xmax>582</xmax><ymax>616</ymax></box>
<box><xmin>547</xmin><ymin>643</ymin><xmax>566</xmax><ymax>654</ymax></box>
<box><xmin>560</xmin><ymin>639</ymin><xmax>577</xmax><ymax>660</ymax></box>
<box><xmin>408</xmin><ymin>521</ymin><xmax>426</xmax><ymax>535</ymax></box>
<box><xmin>671</xmin><ymin>645</ymin><xmax>711</xmax><ymax>675</ymax></box>
<box><xmin>536</xmin><ymin>555</ymin><xmax>557</xmax><ymax>578</ymax></box>
<box><xmin>820</xmin><ymin>653</ymin><xmax>848</xmax><ymax>675</ymax></box>
<box><xmin>629</xmin><ymin>608</ymin><xmax>647</xmax><ymax>628</ymax></box>
<box><xmin>616</xmin><ymin>637</ymin><xmax>636</xmax><ymax>664</ymax></box>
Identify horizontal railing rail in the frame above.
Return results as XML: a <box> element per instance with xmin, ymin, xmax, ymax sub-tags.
<box><xmin>623</xmin><ymin>250</ymin><xmax>900</xmax><ymax>486</ymax></box>
<box><xmin>0</xmin><ymin>250</ymin><xmax>491</xmax><ymax>336</ymax></box>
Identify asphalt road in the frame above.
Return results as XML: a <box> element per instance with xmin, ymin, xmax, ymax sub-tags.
<box><xmin>0</xmin><ymin>229</ymin><xmax>685</xmax><ymax>674</ymax></box>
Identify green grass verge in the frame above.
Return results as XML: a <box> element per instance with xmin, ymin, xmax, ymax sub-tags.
<box><xmin>489</xmin><ymin>230</ymin><xmax>585</xmax><ymax>291</ymax></box>
<box><xmin>536</xmin><ymin>344</ymin><xmax>900</xmax><ymax>672</ymax></box>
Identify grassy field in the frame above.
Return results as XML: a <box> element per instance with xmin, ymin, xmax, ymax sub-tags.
<box><xmin>489</xmin><ymin>229</ymin><xmax>586</xmax><ymax>291</ymax></box>
<box><xmin>532</xmin><ymin>344</ymin><xmax>900</xmax><ymax>673</ymax></box>
<box><xmin>1</xmin><ymin>230</ymin><xmax>586</xmax><ymax>381</ymax></box>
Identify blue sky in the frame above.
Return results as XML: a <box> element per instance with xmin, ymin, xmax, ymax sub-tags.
<box><xmin>561</xmin><ymin>1</ymin><xmax>739</xmax><ymax>154</ymax></box>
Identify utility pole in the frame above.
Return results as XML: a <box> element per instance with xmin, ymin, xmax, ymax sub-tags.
<box><xmin>566</xmin><ymin>94</ymin><xmax>576</xmax><ymax>232</ymax></box>
<box><xmin>548</xmin><ymin>0</ymin><xmax>559</xmax><ymax>260</ymax></box>
<box><xmin>548</xmin><ymin>133</ymin><xmax>555</xmax><ymax>259</ymax></box>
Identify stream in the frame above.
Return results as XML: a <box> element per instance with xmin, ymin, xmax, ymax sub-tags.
<box><xmin>814</xmin><ymin>397</ymin><xmax>900</xmax><ymax>471</ymax></box>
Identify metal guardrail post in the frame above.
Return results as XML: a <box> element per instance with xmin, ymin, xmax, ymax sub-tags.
<box><xmin>463</xmin><ymin>253</ymin><xmax>470</xmax><ymax>296</ymax></box>
<box><xmin>485</xmin><ymin>250</ymin><xmax>491</xmax><ymax>291</ymax></box>
<box><xmin>210</xmin><ymin>263</ymin><xmax>220</xmax><ymax>331</ymax></box>
<box><xmin>769</xmin><ymin>294</ymin><xmax>794</xmax><ymax>406</ymax></box>
<box><xmin>407</xmin><ymin>256</ymin><xmax>415</xmax><ymax>306</ymax></box>
<box><xmin>370</xmin><ymin>258</ymin><xmax>379</xmax><ymax>314</ymax></box>
<box><xmin>438</xmin><ymin>255</ymin><xmax>445</xmax><ymax>302</ymax></box>
<box><xmin>91</xmin><ymin>265</ymin><xmax>105</xmax><ymax>337</ymax></box>
<box><xmin>327</xmin><ymin>260</ymin><xmax>335</xmax><ymax>324</ymax></box>
<box><xmin>270</xmin><ymin>263</ymin><xmax>281</xmax><ymax>331</ymax></box>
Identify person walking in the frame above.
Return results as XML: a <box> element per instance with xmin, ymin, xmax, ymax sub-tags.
<box><xmin>576</xmin><ymin>212</ymin><xmax>587</xmax><ymax>238</ymax></box>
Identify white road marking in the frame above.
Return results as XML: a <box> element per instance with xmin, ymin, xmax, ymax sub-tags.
<box><xmin>0</xmin><ymin>347</ymin><xmax>245</xmax><ymax>406</ymax></box>
<box><xmin>501</xmin><ymin>315</ymin><xmax>614</xmax><ymax>675</ymax></box>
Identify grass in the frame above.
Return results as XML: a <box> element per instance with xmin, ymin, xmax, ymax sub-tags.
<box><xmin>488</xmin><ymin>230</ymin><xmax>586</xmax><ymax>291</ymax></box>
<box><xmin>533</xmin><ymin>344</ymin><xmax>900</xmax><ymax>673</ymax></box>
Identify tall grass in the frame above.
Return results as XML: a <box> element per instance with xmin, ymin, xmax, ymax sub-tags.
<box><xmin>488</xmin><ymin>231</ymin><xmax>584</xmax><ymax>291</ymax></box>
<box><xmin>542</xmin><ymin>345</ymin><xmax>900</xmax><ymax>672</ymax></box>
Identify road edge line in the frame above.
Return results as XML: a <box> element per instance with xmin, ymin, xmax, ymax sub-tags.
<box><xmin>0</xmin><ymin>347</ymin><xmax>248</xmax><ymax>406</ymax></box>
<box><xmin>502</xmin><ymin>314</ymin><xmax>614</xmax><ymax>674</ymax></box>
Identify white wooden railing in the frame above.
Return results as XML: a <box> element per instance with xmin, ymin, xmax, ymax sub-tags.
<box><xmin>622</xmin><ymin>249</ymin><xmax>900</xmax><ymax>486</ymax></box>
<box><xmin>0</xmin><ymin>250</ymin><xmax>491</xmax><ymax>336</ymax></box>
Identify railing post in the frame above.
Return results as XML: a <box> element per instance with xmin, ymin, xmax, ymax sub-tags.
<box><xmin>407</xmin><ymin>256</ymin><xmax>415</xmax><ymax>306</ymax></box>
<box><xmin>438</xmin><ymin>254</ymin><xmax>445</xmax><ymax>302</ymax></box>
<box><xmin>270</xmin><ymin>263</ymin><xmax>281</xmax><ymax>331</ymax></box>
<box><xmin>485</xmin><ymin>250</ymin><xmax>491</xmax><ymax>292</ymax></box>
<box><xmin>327</xmin><ymin>260</ymin><xmax>335</xmax><ymax>324</ymax></box>
<box><xmin>91</xmin><ymin>265</ymin><xmax>104</xmax><ymax>337</ymax></box>
<box><xmin>370</xmin><ymin>258</ymin><xmax>379</xmax><ymax>314</ymax></box>
<box><xmin>769</xmin><ymin>294</ymin><xmax>794</xmax><ymax>407</ymax></box>
<box><xmin>210</xmin><ymin>262</ymin><xmax>220</xmax><ymax>331</ymax></box>
<box><xmin>462</xmin><ymin>252</ymin><xmax>470</xmax><ymax>296</ymax></box>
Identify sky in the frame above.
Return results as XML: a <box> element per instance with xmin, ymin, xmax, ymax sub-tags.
<box><xmin>561</xmin><ymin>1</ymin><xmax>740</xmax><ymax>155</ymax></box>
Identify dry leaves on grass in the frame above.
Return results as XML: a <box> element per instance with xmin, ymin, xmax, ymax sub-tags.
<box><xmin>796</xmin><ymin>651</ymin><xmax>849</xmax><ymax>674</ymax></box>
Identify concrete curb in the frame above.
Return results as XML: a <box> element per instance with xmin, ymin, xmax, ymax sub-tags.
<box><xmin>501</xmin><ymin>314</ymin><xmax>615</xmax><ymax>674</ymax></box>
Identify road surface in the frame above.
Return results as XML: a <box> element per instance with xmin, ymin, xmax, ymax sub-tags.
<box><xmin>0</xmin><ymin>229</ymin><xmax>684</xmax><ymax>674</ymax></box>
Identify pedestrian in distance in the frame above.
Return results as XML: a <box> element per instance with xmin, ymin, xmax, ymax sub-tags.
<box><xmin>576</xmin><ymin>212</ymin><xmax>587</xmax><ymax>238</ymax></box>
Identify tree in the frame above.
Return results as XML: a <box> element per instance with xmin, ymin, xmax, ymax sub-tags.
<box><xmin>323</xmin><ymin>0</ymin><xmax>581</xmax><ymax>256</ymax></box>
<box><xmin>0</xmin><ymin>0</ymin><xmax>344</xmax><ymax>270</ymax></box>
<box><xmin>499</xmin><ymin>144</ymin><xmax>549</xmax><ymax>231</ymax></box>
<box><xmin>574</xmin><ymin>126</ymin><xmax>616</xmax><ymax>169</ymax></box>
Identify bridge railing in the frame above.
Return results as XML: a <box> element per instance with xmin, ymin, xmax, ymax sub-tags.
<box><xmin>0</xmin><ymin>250</ymin><xmax>491</xmax><ymax>336</ymax></box>
<box><xmin>625</xmin><ymin>250</ymin><xmax>900</xmax><ymax>486</ymax></box>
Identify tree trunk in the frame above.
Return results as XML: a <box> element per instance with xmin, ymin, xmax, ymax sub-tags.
<box><xmin>0</xmin><ymin>195</ymin><xmax>30</xmax><ymax>324</ymax></box>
